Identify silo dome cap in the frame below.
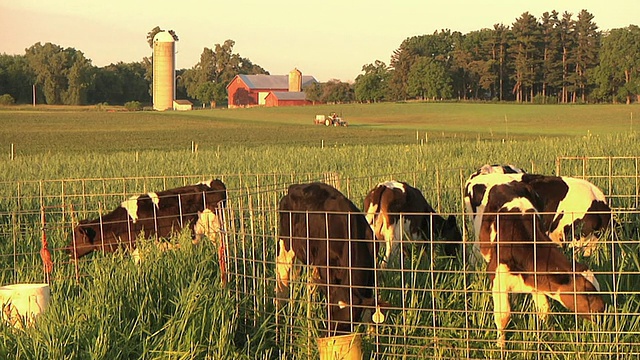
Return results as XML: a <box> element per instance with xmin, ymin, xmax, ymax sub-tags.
<box><xmin>153</xmin><ymin>32</ymin><xmax>175</xmax><ymax>43</ymax></box>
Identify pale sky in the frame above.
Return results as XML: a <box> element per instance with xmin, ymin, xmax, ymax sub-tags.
<box><xmin>1</xmin><ymin>1</ymin><xmax>638</xmax><ymax>83</ymax></box>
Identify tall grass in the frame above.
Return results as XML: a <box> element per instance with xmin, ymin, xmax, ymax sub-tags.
<box><xmin>0</xmin><ymin>234</ymin><xmax>275</xmax><ymax>359</ymax></box>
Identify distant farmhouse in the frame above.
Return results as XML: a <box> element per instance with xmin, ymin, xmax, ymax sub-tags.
<box><xmin>226</xmin><ymin>68</ymin><xmax>317</xmax><ymax>108</ymax></box>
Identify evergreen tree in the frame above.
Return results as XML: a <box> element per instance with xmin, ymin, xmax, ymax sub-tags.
<box><xmin>572</xmin><ymin>10</ymin><xmax>600</xmax><ymax>102</ymax></box>
<box><xmin>510</xmin><ymin>12</ymin><xmax>541</xmax><ymax>102</ymax></box>
<box><xmin>488</xmin><ymin>24</ymin><xmax>513</xmax><ymax>101</ymax></box>
<box><xmin>540</xmin><ymin>11</ymin><xmax>563</xmax><ymax>102</ymax></box>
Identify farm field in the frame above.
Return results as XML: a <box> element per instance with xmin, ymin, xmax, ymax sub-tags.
<box><xmin>1</xmin><ymin>103</ymin><xmax>640</xmax><ymax>359</ymax></box>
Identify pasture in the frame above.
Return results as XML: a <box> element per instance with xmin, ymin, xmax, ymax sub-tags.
<box><xmin>1</xmin><ymin>102</ymin><xmax>640</xmax><ymax>359</ymax></box>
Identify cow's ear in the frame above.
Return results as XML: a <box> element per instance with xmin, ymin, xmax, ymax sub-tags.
<box><xmin>337</xmin><ymin>300</ymin><xmax>349</xmax><ymax>309</ymax></box>
<box><xmin>574</xmin><ymin>262</ymin><xmax>589</xmax><ymax>272</ymax></box>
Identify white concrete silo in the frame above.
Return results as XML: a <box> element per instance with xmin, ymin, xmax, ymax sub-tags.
<box><xmin>152</xmin><ymin>32</ymin><xmax>175</xmax><ymax>111</ymax></box>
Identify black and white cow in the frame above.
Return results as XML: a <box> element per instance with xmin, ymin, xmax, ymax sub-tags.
<box><xmin>66</xmin><ymin>179</ymin><xmax>227</xmax><ymax>259</ymax></box>
<box><xmin>478</xmin><ymin>180</ymin><xmax>605</xmax><ymax>347</ymax></box>
<box><xmin>467</xmin><ymin>164</ymin><xmax>527</xmax><ymax>181</ymax></box>
<box><xmin>275</xmin><ymin>182</ymin><xmax>384</xmax><ymax>335</ymax></box>
<box><xmin>363</xmin><ymin>181</ymin><xmax>461</xmax><ymax>267</ymax></box>
<box><xmin>465</xmin><ymin>170</ymin><xmax>611</xmax><ymax>256</ymax></box>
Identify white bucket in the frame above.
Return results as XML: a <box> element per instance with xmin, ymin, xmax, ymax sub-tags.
<box><xmin>317</xmin><ymin>333</ymin><xmax>363</xmax><ymax>360</ymax></box>
<box><xmin>0</xmin><ymin>283</ymin><xmax>51</xmax><ymax>328</ymax></box>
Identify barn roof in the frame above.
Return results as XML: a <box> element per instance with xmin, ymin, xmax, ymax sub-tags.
<box><xmin>236</xmin><ymin>74</ymin><xmax>317</xmax><ymax>90</ymax></box>
<box><xmin>268</xmin><ymin>91</ymin><xmax>308</xmax><ymax>100</ymax></box>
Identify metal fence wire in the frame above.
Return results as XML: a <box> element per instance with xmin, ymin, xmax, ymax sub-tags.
<box><xmin>1</xmin><ymin>160</ymin><xmax>640</xmax><ymax>358</ymax></box>
<box><xmin>224</xmin><ymin>169</ymin><xmax>640</xmax><ymax>359</ymax></box>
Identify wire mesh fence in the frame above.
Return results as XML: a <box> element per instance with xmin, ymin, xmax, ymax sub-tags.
<box><xmin>224</xmin><ymin>170</ymin><xmax>640</xmax><ymax>359</ymax></box>
<box><xmin>2</xmin><ymin>159</ymin><xmax>640</xmax><ymax>358</ymax></box>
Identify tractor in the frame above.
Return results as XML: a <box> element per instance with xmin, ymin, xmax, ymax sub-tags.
<box><xmin>314</xmin><ymin>113</ymin><xmax>348</xmax><ymax>127</ymax></box>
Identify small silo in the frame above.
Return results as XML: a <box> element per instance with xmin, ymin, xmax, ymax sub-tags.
<box><xmin>152</xmin><ymin>32</ymin><xmax>175</xmax><ymax>111</ymax></box>
<box><xmin>288</xmin><ymin>68</ymin><xmax>302</xmax><ymax>92</ymax></box>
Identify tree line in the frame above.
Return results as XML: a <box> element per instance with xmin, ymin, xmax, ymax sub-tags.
<box><xmin>1</xmin><ymin>12</ymin><xmax>639</xmax><ymax>106</ymax></box>
<box><xmin>355</xmin><ymin>10</ymin><xmax>640</xmax><ymax>104</ymax></box>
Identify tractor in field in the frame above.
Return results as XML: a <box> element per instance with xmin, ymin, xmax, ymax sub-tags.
<box><xmin>314</xmin><ymin>113</ymin><xmax>348</xmax><ymax>127</ymax></box>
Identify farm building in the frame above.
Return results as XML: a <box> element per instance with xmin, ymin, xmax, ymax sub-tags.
<box><xmin>172</xmin><ymin>99</ymin><xmax>193</xmax><ymax>111</ymax></box>
<box><xmin>226</xmin><ymin>68</ymin><xmax>317</xmax><ymax>108</ymax></box>
<box><xmin>264</xmin><ymin>92</ymin><xmax>310</xmax><ymax>107</ymax></box>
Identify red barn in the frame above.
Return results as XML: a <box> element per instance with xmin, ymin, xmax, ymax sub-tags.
<box><xmin>226</xmin><ymin>68</ymin><xmax>317</xmax><ymax>108</ymax></box>
<box><xmin>264</xmin><ymin>92</ymin><xmax>312</xmax><ymax>107</ymax></box>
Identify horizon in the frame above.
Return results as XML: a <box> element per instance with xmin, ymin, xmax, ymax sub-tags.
<box><xmin>1</xmin><ymin>1</ymin><xmax>639</xmax><ymax>83</ymax></box>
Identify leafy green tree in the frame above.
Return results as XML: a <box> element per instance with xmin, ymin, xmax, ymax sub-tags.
<box><xmin>25</xmin><ymin>42</ymin><xmax>92</xmax><ymax>105</ymax></box>
<box><xmin>193</xmin><ymin>82</ymin><xmax>216</xmax><ymax>105</ymax></box>
<box><xmin>322</xmin><ymin>80</ymin><xmax>354</xmax><ymax>103</ymax></box>
<box><xmin>146</xmin><ymin>26</ymin><xmax>179</xmax><ymax>48</ymax></box>
<box><xmin>0</xmin><ymin>54</ymin><xmax>35</xmax><ymax>103</ymax></box>
<box><xmin>451</xmin><ymin>29</ymin><xmax>495</xmax><ymax>100</ymax></box>
<box><xmin>304</xmin><ymin>82</ymin><xmax>323</xmax><ymax>103</ymax></box>
<box><xmin>354</xmin><ymin>60</ymin><xmax>390</xmax><ymax>103</ymax></box>
<box><xmin>407</xmin><ymin>57</ymin><xmax>452</xmax><ymax>100</ymax></box>
<box><xmin>63</xmin><ymin>49</ymin><xmax>93</xmax><ymax>105</ymax></box>
<box><xmin>594</xmin><ymin>26</ymin><xmax>640</xmax><ymax>103</ymax></box>
<box><xmin>390</xmin><ymin>31</ymin><xmax>455</xmax><ymax>101</ymax></box>
<box><xmin>88</xmin><ymin>62</ymin><xmax>150</xmax><ymax>105</ymax></box>
<box><xmin>181</xmin><ymin>39</ymin><xmax>267</xmax><ymax>106</ymax></box>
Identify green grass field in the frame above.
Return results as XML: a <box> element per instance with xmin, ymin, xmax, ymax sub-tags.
<box><xmin>1</xmin><ymin>103</ymin><xmax>640</xmax><ymax>359</ymax></box>
<box><xmin>2</xmin><ymin>103</ymin><xmax>638</xmax><ymax>155</ymax></box>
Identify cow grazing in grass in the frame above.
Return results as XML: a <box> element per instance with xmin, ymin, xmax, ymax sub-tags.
<box><xmin>66</xmin><ymin>179</ymin><xmax>227</xmax><ymax>259</ymax></box>
<box><xmin>467</xmin><ymin>164</ymin><xmax>527</xmax><ymax>181</ymax></box>
<box><xmin>363</xmin><ymin>180</ymin><xmax>461</xmax><ymax>267</ymax></box>
<box><xmin>479</xmin><ymin>180</ymin><xmax>605</xmax><ymax>347</ymax></box>
<box><xmin>465</xmin><ymin>169</ymin><xmax>611</xmax><ymax>257</ymax></box>
<box><xmin>276</xmin><ymin>182</ymin><xmax>384</xmax><ymax>335</ymax></box>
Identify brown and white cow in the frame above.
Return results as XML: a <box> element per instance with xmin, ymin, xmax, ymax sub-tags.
<box><xmin>66</xmin><ymin>179</ymin><xmax>227</xmax><ymax>259</ymax></box>
<box><xmin>276</xmin><ymin>182</ymin><xmax>385</xmax><ymax>335</ymax></box>
<box><xmin>363</xmin><ymin>181</ymin><xmax>461</xmax><ymax>267</ymax></box>
<box><xmin>479</xmin><ymin>180</ymin><xmax>605</xmax><ymax>347</ymax></box>
<box><xmin>465</xmin><ymin>170</ymin><xmax>611</xmax><ymax>257</ymax></box>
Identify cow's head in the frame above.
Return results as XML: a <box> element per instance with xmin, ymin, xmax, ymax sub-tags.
<box><xmin>549</xmin><ymin>262</ymin><xmax>605</xmax><ymax>319</ymax></box>
<box><xmin>193</xmin><ymin>209</ymin><xmax>222</xmax><ymax>245</ymax></box>
<box><xmin>66</xmin><ymin>223</ymin><xmax>98</xmax><ymax>259</ymax></box>
<box><xmin>437</xmin><ymin>215</ymin><xmax>463</xmax><ymax>256</ymax></box>
<box><xmin>275</xmin><ymin>239</ymin><xmax>296</xmax><ymax>299</ymax></box>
